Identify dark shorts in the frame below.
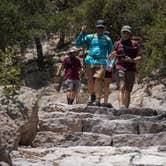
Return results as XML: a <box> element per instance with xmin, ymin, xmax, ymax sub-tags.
<box><xmin>105</xmin><ymin>70</ymin><xmax>112</xmax><ymax>78</ymax></box>
<box><xmin>117</xmin><ymin>69</ymin><xmax>135</xmax><ymax>92</ymax></box>
<box><xmin>62</xmin><ymin>79</ymin><xmax>80</xmax><ymax>92</ymax></box>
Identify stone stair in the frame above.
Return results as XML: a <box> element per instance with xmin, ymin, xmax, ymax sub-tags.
<box><xmin>33</xmin><ymin>104</ymin><xmax>166</xmax><ymax>149</ymax></box>
<box><xmin>11</xmin><ymin>96</ymin><xmax>166</xmax><ymax>166</ymax></box>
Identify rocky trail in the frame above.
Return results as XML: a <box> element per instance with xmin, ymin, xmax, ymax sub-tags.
<box><xmin>9</xmin><ymin>83</ymin><xmax>166</xmax><ymax>166</ymax></box>
<box><xmin>0</xmin><ymin>45</ymin><xmax>166</xmax><ymax>165</ymax></box>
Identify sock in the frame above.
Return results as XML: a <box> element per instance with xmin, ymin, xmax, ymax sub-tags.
<box><xmin>67</xmin><ymin>98</ymin><xmax>71</xmax><ymax>104</ymax></box>
<box><xmin>70</xmin><ymin>99</ymin><xmax>74</xmax><ymax>104</ymax></box>
<box><xmin>91</xmin><ymin>93</ymin><xmax>96</xmax><ymax>102</ymax></box>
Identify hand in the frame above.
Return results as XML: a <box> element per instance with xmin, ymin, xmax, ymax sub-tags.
<box><xmin>125</xmin><ymin>56</ymin><xmax>134</xmax><ymax>63</ymax></box>
<box><xmin>81</xmin><ymin>25</ymin><xmax>87</xmax><ymax>33</ymax></box>
<box><xmin>56</xmin><ymin>73</ymin><xmax>60</xmax><ymax>77</ymax></box>
<box><xmin>109</xmin><ymin>64</ymin><xmax>113</xmax><ymax>71</ymax></box>
<box><xmin>54</xmin><ymin>74</ymin><xmax>61</xmax><ymax>82</ymax></box>
<box><xmin>109</xmin><ymin>51</ymin><xmax>117</xmax><ymax>60</ymax></box>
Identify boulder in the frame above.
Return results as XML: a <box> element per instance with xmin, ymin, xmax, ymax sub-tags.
<box><xmin>0</xmin><ymin>86</ymin><xmax>39</xmax><ymax>164</ymax></box>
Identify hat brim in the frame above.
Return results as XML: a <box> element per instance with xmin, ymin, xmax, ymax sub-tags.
<box><xmin>121</xmin><ymin>29</ymin><xmax>131</xmax><ymax>33</ymax></box>
<box><xmin>69</xmin><ymin>49</ymin><xmax>79</xmax><ymax>53</ymax></box>
<box><xmin>96</xmin><ymin>25</ymin><xmax>105</xmax><ymax>28</ymax></box>
<box><xmin>69</xmin><ymin>50</ymin><xmax>78</xmax><ymax>53</ymax></box>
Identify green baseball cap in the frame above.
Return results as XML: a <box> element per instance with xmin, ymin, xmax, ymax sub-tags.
<box><xmin>121</xmin><ymin>25</ymin><xmax>132</xmax><ymax>33</ymax></box>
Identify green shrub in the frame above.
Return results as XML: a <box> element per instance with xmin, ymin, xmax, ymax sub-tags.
<box><xmin>0</xmin><ymin>49</ymin><xmax>21</xmax><ymax>95</ymax></box>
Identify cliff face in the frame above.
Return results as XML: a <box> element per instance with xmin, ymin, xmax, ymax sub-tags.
<box><xmin>0</xmin><ymin>87</ymin><xmax>38</xmax><ymax>165</ymax></box>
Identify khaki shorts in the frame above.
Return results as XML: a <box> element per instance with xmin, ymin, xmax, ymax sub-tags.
<box><xmin>84</xmin><ymin>64</ymin><xmax>106</xmax><ymax>80</ymax></box>
<box><xmin>117</xmin><ymin>69</ymin><xmax>135</xmax><ymax>92</ymax></box>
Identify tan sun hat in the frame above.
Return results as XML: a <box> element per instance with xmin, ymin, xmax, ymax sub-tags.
<box><xmin>68</xmin><ymin>46</ymin><xmax>80</xmax><ymax>53</ymax></box>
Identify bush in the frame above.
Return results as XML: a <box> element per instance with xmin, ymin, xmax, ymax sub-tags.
<box><xmin>0</xmin><ymin>49</ymin><xmax>21</xmax><ymax>95</ymax></box>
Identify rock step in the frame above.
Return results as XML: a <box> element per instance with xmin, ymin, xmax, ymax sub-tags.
<box><xmin>11</xmin><ymin>146</ymin><xmax>166</xmax><ymax>166</ymax></box>
<box><xmin>39</xmin><ymin>107</ymin><xmax>166</xmax><ymax>136</ymax></box>
<box><xmin>33</xmin><ymin>131</ymin><xmax>166</xmax><ymax>148</ymax></box>
<box><xmin>40</xmin><ymin>104</ymin><xmax>158</xmax><ymax>116</ymax></box>
<box><xmin>34</xmin><ymin>105</ymin><xmax>166</xmax><ymax>148</ymax></box>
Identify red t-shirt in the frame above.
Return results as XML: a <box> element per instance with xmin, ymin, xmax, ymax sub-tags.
<box><xmin>62</xmin><ymin>55</ymin><xmax>81</xmax><ymax>80</ymax></box>
<box><xmin>113</xmin><ymin>39</ymin><xmax>141</xmax><ymax>71</ymax></box>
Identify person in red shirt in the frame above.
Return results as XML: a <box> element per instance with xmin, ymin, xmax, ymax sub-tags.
<box><xmin>109</xmin><ymin>25</ymin><xmax>142</xmax><ymax>109</ymax></box>
<box><xmin>56</xmin><ymin>46</ymin><xmax>82</xmax><ymax>104</ymax></box>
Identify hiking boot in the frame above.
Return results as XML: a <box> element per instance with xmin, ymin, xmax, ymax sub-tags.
<box><xmin>101</xmin><ymin>103</ymin><xmax>113</xmax><ymax>108</ymax></box>
<box><xmin>87</xmin><ymin>93</ymin><xmax>96</xmax><ymax>106</ymax></box>
<box><xmin>91</xmin><ymin>93</ymin><xmax>96</xmax><ymax>102</ymax></box>
<box><xmin>87</xmin><ymin>100</ymin><xmax>93</xmax><ymax>106</ymax></box>
<box><xmin>119</xmin><ymin>105</ymin><xmax>127</xmax><ymax>111</ymax></box>
<box><xmin>70</xmin><ymin>99</ymin><xmax>74</xmax><ymax>105</ymax></box>
<box><xmin>67</xmin><ymin>98</ymin><xmax>74</xmax><ymax>105</ymax></box>
<box><xmin>93</xmin><ymin>100</ymin><xmax>101</xmax><ymax>107</ymax></box>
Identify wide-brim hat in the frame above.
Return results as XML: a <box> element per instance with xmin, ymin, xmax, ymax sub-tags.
<box><xmin>121</xmin><ymin>25</ymin><xmax>132</xmax><ymax>33</ymax></box>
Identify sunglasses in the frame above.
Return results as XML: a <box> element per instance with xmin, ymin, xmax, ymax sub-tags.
<box><xmin>122</xmin><ymin>31</ymin><xmax>130</xmax><ymax>34</ymax></box>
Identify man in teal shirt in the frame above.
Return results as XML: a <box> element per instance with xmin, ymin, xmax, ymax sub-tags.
<box><xmin>76</xmin><ymin>20</ymin><xmax>113</xmax><ymax>106</ymax></box>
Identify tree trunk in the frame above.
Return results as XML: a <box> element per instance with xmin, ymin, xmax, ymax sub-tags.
<box><xmin>0</xmin><ymin>43</ymin><xmax>6</xmax><ymax>52</ymax></box>
<box><xmin>35</xmin><ymin>37</ymin><xmax>44</xmax><ymax>69</ymax></box>
<box><xmin>56</xmin><ymin>32</ymin><xmax>65</xmax><ymax>49</ymax></box>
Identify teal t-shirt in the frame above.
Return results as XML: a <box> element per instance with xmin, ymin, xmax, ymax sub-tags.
<box><xmin>76</xmin><ymin>32</ymin><xmax>113</xmax><ymax>64</ymax></box>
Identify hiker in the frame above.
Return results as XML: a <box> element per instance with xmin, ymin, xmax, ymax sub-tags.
<box><xmin>56</xmin><ymin>46</ymin><xmax>82</xmax><ymax>105</ymax></box>
<box><xmin>76</xmin><ymin>19</ymin><xmax>113</xmax><ymax>106</ymax></box>
<box><xmin>109</xmin><ymin>25</ymin><xmax>142</xmax><ymax>109</ymax></box>
<box><xmin>102</xmin><ymin>31</ymin><xmax>115</xmax><ymax>107</ymax></box>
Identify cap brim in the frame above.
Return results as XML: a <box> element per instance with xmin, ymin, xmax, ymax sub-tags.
<box><xmin>69</xmin><ymin>49</ymin><xmax>79</xmax><ymax>53</ymax></box>
<box><xmin>96</xmin><ymin>25</ymin><xmax>105</xmax><ymax>28</ymax></box>
<box><xmin>121</xmin><ymin>29</ymin><xmax>131</xmax><ymax>33</ymax></box>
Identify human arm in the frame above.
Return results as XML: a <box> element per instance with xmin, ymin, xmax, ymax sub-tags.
<box><xmin>108</xmin><ymin>41</ymin><xmax>120</xmax><ymax>60</ymax></box>
<box><xmin>76</xmin><ymin>25</ymin><xmax>89</xmax><ymax>47</ymax></box>
<box><xmin>109</xmin><ymin>58</ymin><xmax>116</xmax><ymax>71</ymax></box>
<box><xmin>107</xmin><ymin>38</ymin><xmax>113</xmax><ymax>55</ymax></box>
<box><xmin>108</xmin><ymin>51</ymin><xmax>117</xmax><ymax>60</ymax></box>
<box><xmin>56</xmin><ymin>57</ymin><xmax>66</xmax><ymax>76</ymax></box>
<box><xmin>56</xmin><ymin>63</ymin><xmax>64</xmax><ymax>77</ymax></box>
<box><xmin>124</xmin><ymin>55</ymin><xmax>142</xmax><ymax>63</ymax></box>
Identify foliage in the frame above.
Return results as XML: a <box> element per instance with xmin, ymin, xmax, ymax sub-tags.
<box><xmin>0</xmin><ymin>0</ymin><xmax>165</xmax><ymax>90</ymax></box>
<box><xmin>0</xmin><ymin>49</ymin><xmax>21</xmax><ymax>95</ymax></box>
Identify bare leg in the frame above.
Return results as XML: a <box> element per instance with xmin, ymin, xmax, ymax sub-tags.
<box><xmin>118</xmin><ymin>80</ymin><xmax>126</xmax><ymax>108</ymax></box>
<box><xmin>87</xmin><ymin>78</ymin><xmax>96</xmax><ymax>104</ymax></box>
<box><xmin>104</xmin><ymin>78</ymin><xmax>110</xmax><ymax>104</ymax></box>
<box><xmin>124</xmin><ymin>90</ymin><xmax>130</xmax><ymax>108</ymax></box>
<box><xmin>87</xmin><ymin>78</ymin><xmax>95</xmax><ymax>94</ymax></box>
<box><xmin>67</xmin><ymin>90</ymin><xmax>76</xmax><ymax>104</ymax></box>
<box><xmin>95</xmin><ymin>78</ymin><xmax>103</xmax><ymax>103</ymax></box>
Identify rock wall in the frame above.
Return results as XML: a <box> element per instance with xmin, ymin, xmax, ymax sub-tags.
<box><xmin>0</xmin><ymin>87</ymin><xmax>38</xmax><ymax>165</ymax></box>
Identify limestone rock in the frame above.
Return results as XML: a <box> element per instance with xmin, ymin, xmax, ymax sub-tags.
<box><xmin>0</xmin><ymin>86</ymin><xmax>39</xmax><ymax>164</ymax></box>
<box><xmin>113</xmin><ymin>132</ymin><xmax>166</xmax><ymax>147</ymax></box>
<box><xmin>17</xmin><ymin>87</ymin><xmax>39</xmax><ymax>145</ymax></box>
<box><xmin>33</xmin><ymin>132</ymin><xmax>112</xmax><ymax>148</ymax></box>
<box><xmin>11</xmin><ymin>146</ymin><xmax>166</xmax><ymax>166</ymax></box>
